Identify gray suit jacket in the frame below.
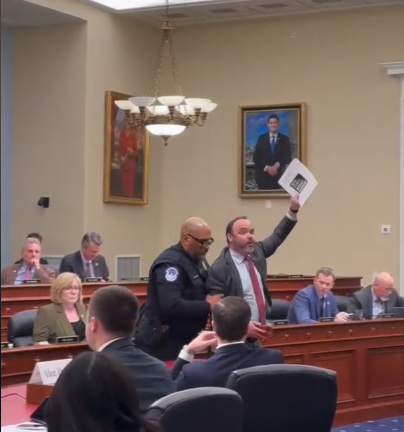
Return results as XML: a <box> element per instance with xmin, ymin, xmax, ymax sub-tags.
<box><xmin>348</xmin><ymin>285</ymin><xmax>404</xmax><ymax>319</ymax></box>
<box><xmin>206</xmin><ymin>215</ymin><xmax>297</xmax><ymax>306</ymax></box>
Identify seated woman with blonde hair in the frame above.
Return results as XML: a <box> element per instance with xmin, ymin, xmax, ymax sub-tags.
<box><xmin>33</xmin><ymin>272</ymin><xmax>87</xmax><ymax>344</ymax></box>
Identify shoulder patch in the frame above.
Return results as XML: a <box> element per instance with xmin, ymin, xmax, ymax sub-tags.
<box><xmin>165</xmin><ymin>267</ymin><xmax>179</xmax><ymax>282</ymax></box>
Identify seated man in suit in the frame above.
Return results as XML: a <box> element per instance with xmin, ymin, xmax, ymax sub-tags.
<box><xmin>171</xmin><ymin>296</ymin><xmax>284</xmax><ymax>391</ymax></box>
<box><xmin>287</xmin><ymin>267</ymin><xmax>349</xmax><ymax>324</ymax></box>
<box><xmin>15</xmin><ymin>233</ymin><xmax>48</xmax><ymax>265</ymax></box>
<box><xmin>1</xmin><ymin>237</ymin><xmax>55</xmax><ymax>285</ymax></box>
<box><xmin>85</xmin><ymin>285</ymin><xmax>175</xmax><ymax>411</ymax></box>
<box><xmin>348</xmin><ymin>272</ymin><xmax>404</xmax><ymax>319</ymax></box>
<box><xmin>59</xmin><ymin>232</ymin><xmax>109</xmax><ymax>281</ymax></box>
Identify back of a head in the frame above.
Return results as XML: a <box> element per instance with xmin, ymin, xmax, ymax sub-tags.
<box><xmin>46</xmin><ymin>352</ymin><xmax>158</xmax><ymax>432</ymax></box>
<box><xmin>212</xmin><ymin>296</ymin><xmax>251</xmax><ymax>342</ymax></box>
<box><xmin>89</xmin><ymin>285</ymin><xmax>139</xmax><ymax>337</ymax></box>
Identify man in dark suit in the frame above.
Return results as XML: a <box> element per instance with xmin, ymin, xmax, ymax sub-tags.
<box><xmin>348</xmin><ymin>272</ymin><xmax>404</xmax><ymax>319</ymax></box>
<box><xmin>85</xmin><ymin>285</ymin><xmax>175</xmax><ymax>411</ymax></box>
<box><xmin>206</xmin><ymin>195</ymin><xmax>300</xmax><ymax>343</ymax></box>
<box><xmin>287</xmin><ymin>267</ymin><xmax>349</xmax><ymax>324</ymax></box>
<box><xmin>59</xmin><ymin>232</ymin><xmax>109</xmax><ymax>281</ymax></box>
<box><xmin>171</xmin><ymin>296</ymin><xmax>284</xmax><ymax>391</ymax></box>
<box><xmin>253</xmin><ymin>114</ymin><xmax>293</xmax><ymax>190</ymax></box>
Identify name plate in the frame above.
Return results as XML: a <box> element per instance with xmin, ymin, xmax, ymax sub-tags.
<box><xmin>380</xmin><ymin>313</ymin><xmax>394</xmax><ymax>319</ymax></box>
<box><xmin>273</xmin><ymin>320</ymin><xmax>288</xmax><ymax>326</ymax></box>
<box><xmin>23</xmin><ymin>278</ymin><xmax>41</xmax><ymax>284</ymax></box>
<box><xmin>140</xmin><ymin>276</ymin><xmax>149</xmax><ymax>281</ymax></box>
<box><xmin>49</xmin><ymin>335</ymin><xmax>79</xmax><ymax>344</ymax></box>
<box><xmin>319</xmin><ymin>317</ymin><xmax>334</xmax><ymax>322</ymax></box>
<box><xmin>84</xmin><ymin>277</ymin><xmax>102</xmax><ymax>282</ymax></box>
<box><xmin>29</xmin><ymin>359</ymin><xmax>72</xmax><ymax>385</ymax></box>
<box><xmin>1</xmin><ymin>342</ymin><xmax>10</xmax><ymax>349</ymax></box>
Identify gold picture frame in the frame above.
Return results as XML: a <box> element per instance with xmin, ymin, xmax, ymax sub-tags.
<box><xmin>238</xmin><ymin>103</ymin><xmax>307</xmax><ymax>198</ymax></box>
<box><xmin>103</xmin><ymin>90</ymin><xmax>150</xmax><ymax>205</ymax></box>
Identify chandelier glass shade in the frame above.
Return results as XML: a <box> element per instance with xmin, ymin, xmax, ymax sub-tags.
<box><xmin>114</xmin><ymin>1</ymin><xmax>217</xmax><ymax>145</ymax></box>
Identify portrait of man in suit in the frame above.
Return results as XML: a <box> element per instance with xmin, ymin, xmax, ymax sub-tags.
<box><xmin>239</xmin><ymin>103</ymin><xmax>306</xmax><ymax>198</ymax></box>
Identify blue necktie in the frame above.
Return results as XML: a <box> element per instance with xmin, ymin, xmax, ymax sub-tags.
<box><xmin>270</xmin><ymin>136</ymin><xmax>276</xmax><ymax>153</ymax></box>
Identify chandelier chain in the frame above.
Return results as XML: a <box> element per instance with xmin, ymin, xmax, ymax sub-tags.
<box><xmin>168</xmin><ymin>33</ymin><xmax>182</xmax><ymax>95</ymax></box>
<box><xmin>150</xmin><ymin>32</ymin><xmax>166</xmax><ymax>98</ymax></box>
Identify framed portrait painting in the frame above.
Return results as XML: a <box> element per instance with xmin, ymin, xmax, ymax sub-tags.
<box><xmin>103</xmin><ymin>90</ymin><xmax>150</xmax><ymax>205</ymax></box>
<box><xmin>238</xmin><ymin>103</ymin><xmax>307</xmax><ymax>198</ymax></box>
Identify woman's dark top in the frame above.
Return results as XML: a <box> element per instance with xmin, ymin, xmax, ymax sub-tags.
<box><xmin>71</xmin><ymin>320</ymin><xmax>86</xmax><ymax>341</ymax></box>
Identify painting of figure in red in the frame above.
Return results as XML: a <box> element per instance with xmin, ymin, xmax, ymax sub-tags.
<box><xmin>104</xmin><ymin>91</ymin><xmax>149</xmax><ymax>205</ymax></box>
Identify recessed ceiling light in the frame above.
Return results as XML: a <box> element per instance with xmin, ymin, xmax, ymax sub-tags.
<box><xmin>86</xmin><ymin>0</ymin><xmax>218</xmax><ymax>12</ymax></box>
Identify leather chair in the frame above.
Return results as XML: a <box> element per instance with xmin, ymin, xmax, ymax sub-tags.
<box><xmin>335</xmin><ymin>295</ymin><xmax>350</xmax><ymax>312</ymax></box>
<box><xmin>267</xmin><ymin>299</ymin><xmax>290</xmax><ymax>320</ymax></box>
<box><xmin>226</xmin><ymin>364</ymin><xmax>337</xmax><ymax>432</ymax></box>
<box><xmin>146</xmin><ymin>387</ymin><xmax>243</xmax><ymax>432</ymax></box>
<box><xmin>7</xmin><ymin>309</ymin><xmax>37</xmax><ymax>347</ymax></box>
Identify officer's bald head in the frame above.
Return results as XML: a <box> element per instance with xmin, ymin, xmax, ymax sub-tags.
<box><xmin>180</xmin><ymin>217</ymin><xmax>213</xmax><ymax>258</ymax></box>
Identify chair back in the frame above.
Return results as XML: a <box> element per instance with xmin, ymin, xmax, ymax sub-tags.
<box><xmin>227</xmin><ymin>364</ymin><xmax>337</xmax><ymax>432</ymax></box>
<box><xmin>7</xmin><ymin>309</ymin><xmax>37</xmax><ymax>347</ymax></box>
<box><xmin>146</xmin><ymin>387</ymin><xmax>243</xmax><ymax>432</ymax></box>
<box><xmin>267</xmin><ymin>299</ymin><xmax>290</xmax><ymax>320</ymax></box>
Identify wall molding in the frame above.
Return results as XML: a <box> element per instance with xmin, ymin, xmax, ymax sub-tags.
<box><xmin>381</xmin><ymin>61</ymin><xmax>404</xmax><ymax>294</ymax></box>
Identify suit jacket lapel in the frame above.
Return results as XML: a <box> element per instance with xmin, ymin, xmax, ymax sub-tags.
<box><xmin>310</xmin><ymin>286</ymin><xmax>320</xmax><ymax>320</ymax></box>
<box><xmin>224</xmin><ymin>251</ymin><xmax>244</xmax><ymax>297</ymax></box>
<box><xmin>74</xmin><ymin>251</ymin><xmax>85</xmax><ymax>279</ymax></box>
<box><xmin>364</xmin><ymin>289</ymin><xmax>373</xmax><ymax>319</ymax></box>
<box><xmin>54</xmin><ymin>303</ymin><xmax>75</xmax><ymax>336</ymax></box>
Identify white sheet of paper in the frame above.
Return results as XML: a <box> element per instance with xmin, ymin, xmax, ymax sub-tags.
<box><xmin>265</xmin><ymin>200</ymin><xmax>272</xmax><ymax>209</ymax></box>
<box><xmin>278</xmin><ymin>158</ymin><xmax>318</xmax><ymax>206</ymax></box>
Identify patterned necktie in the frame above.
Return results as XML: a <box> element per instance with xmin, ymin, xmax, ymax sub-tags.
<box><xmin>245</xmin><ymin>256</ymin><xmax>266</xmax><ymax>325</ymax></box>
<box><xmin>270</xmin><ymin>135</ymin><xmax>276</xmax><ymax>153</ymax></box>
<box><xmin>319</xmin><ymin>297</ymin><xmax>326</xmax><ymax>318</ymax></box>
<box><xmin>85</xmin><ymin>262</ymin><xmax>92</xmax><ymax>278</ymax></box>
<box><xmin>23</xmin><ymin>267</ymin><xmax>33</xmax><ymax>280</ymax></box>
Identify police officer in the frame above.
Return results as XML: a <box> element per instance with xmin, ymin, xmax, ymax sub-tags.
<box><xmin>135</xmin><ymin>217</ymin><xmax>222</xmax><ymax>361</ymax></box>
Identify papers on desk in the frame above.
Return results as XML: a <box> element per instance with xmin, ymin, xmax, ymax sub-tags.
<box><xmin>278</xmin><ymin>158</ymin><xmax>318</xmax><ymax>206</ymax></box>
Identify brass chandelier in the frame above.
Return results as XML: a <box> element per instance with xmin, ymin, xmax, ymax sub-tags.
<box><xmin>115</xmin><ymin>0</ymin><xmax>217</xmax><ymax>145</ymax></box>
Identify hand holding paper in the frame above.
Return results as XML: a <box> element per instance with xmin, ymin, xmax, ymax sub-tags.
<box><xmin>278</xmin><ymin>158</ymin><xmax>318</xmax><ymax>206</ymax></box>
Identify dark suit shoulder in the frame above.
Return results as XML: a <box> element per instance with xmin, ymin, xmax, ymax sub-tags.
<box><xmin>259</xmin><ymin>348</ymin><xmax>284</xmax><ymax>363</ymax></box>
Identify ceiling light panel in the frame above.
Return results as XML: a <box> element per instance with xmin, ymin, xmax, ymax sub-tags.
<box><xmin>86</xmin><ymin>0</ymin><xmax>231</xmax><ymax>12</ymax></box>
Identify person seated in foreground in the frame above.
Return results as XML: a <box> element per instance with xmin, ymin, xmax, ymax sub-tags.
<box><xmin>33</xmin><ymin>272</ymin><xmax>87</xmax><ymax>344</ymax></box>
<box><xmin>46</xmin><ymin>351</ymin><xmax>160</xmax><ymax>432</ymax></box>
<box><xmin>171</xmin><ymin>296</ymin><xmax>284</xmax><ymax>391</ymax></box>
<box><xmin>287</xmin><ymin>267</ymin><xmax>349</xmax><ymax>324</ymax></box>
<box><xmin>85</xmin><ymin>285</ymin><xmax>175</xmax><ymax>411</ymax></box>
<box><xmin>348</xmin><ymin>272</ymin><xmax>404</xmax><ymax>319</ymax></box>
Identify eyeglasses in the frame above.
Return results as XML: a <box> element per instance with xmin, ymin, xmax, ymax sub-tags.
<box><xmin>188</xmin><ymin>234</ymin><xmax>214</xmax><ymax>247</ymax></box>
<box><xmin>62</xmin><ymin>286</ymin><xmax>80</xmax><ymax>293</ymax></box>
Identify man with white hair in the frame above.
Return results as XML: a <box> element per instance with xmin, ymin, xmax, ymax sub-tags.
<box><xmin>348</xmin><ymin>272</ymin><xmax>404</xmax><ymax>319</ymax></box>
<box><xmin>1</xmin><ymin>237</ymin><xmax>56</xmax><ymax>285</ymax></box>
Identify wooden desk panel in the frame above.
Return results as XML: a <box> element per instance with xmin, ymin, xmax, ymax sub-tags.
<box><xmin>1</xmin><ymin>343</ymin><xmax>88</xmax><ymax>387</ymax></box>
<box><xmin>0</xmin><ymin>276</ymin><xmax>361</xmax><ymax>341</ymax></box>
<box><xmin>1</xmin><ymin>320</ymin><xmax>402</xmax><ymax>426</ymax></box>
<box><xmin>264</xmin><ymin>319</ymin><xmax>404</xmax><ymax>426</ymax></box>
